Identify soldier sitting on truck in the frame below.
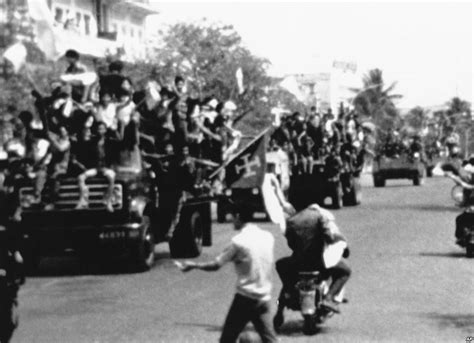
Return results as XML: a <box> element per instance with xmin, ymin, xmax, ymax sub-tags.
<box><xmin>73</xmin><ymin>122</ymin><xmax>118</xmax><ymax>212</ymax></box>
<box><xmin>33</xmin><ymin>126</ymin><xmax>71</xmax><ymax>210</ymax></box>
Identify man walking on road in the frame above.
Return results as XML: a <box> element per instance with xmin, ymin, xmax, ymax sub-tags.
<box><xmin>179</xmin><ymin>204</ymin><xmax>278</xmax><ymax>343</ymax></box>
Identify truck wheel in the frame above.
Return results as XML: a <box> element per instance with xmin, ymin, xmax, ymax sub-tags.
<box><xmin>132</xmin><ymin>215</ymin><xmax>155</xmax><ymax>271</ymax></box>
<box><xmin>466</xmin><ymin>244</ymin><xmax>474</xmax><ymax>258</ymax></box>
<box><xmin>343</xmin><ymin>184</ymin><xmax>361</xmax><ymax>206</ymax></box>
<box><xmin>21</xmin><ymin>242</ymin><xmax>41</xmax><ymax>274</ymax></box>
<box><xmin>217</xmin><ymin>201</ymin><xmax>227</xmax><ymax>223</ymax></box>
<box><xmin>170</xmin><ymin>210</ymin><xmax>203</xmax><ymax>258</ymax></box>
<box><xmin>373</xmin><ymin>174</ymin><xmax>385</xmax><ymax>188</ymax></box>
<box><xmin>426</xmin><ymin>166</ymin><xmax>433</xmax><ymax>177</ymax></box>
<box><xmin>332</xmin><ymin>183</ymin><xmax>343</xmax><ymax>209</ymax></box>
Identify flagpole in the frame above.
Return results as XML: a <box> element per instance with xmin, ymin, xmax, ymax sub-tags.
<box><xmin>208</xmin><ymin>126</ymin><xmax>271</xmax><ymax>180</ymax></box>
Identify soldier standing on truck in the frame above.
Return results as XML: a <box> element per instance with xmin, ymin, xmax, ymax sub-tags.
<box><xmin>0</xmin><ymin>227</ymin><xmax>25</xmax><ymax>343</ymax></box>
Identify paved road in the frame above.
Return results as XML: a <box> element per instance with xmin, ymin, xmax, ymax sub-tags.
<box><xmin>14</xmin><ymin>176</ymin><xmax>474</xmax><ymax>343</ymax></box>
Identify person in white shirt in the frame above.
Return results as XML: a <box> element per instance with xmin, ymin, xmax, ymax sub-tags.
<box><xmin>94</xmin><ymin>93</ymin><xmax>117</xmax><ymax>131</ymax></box>
<box><xmin>180</xmin><ymin>204</ymin><xmax>278</xmax><ymax>343</ymax></box>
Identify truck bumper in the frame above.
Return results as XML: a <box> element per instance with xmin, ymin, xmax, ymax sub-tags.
<box><xmin>21</xmin><ymin>222</ymin><xmax>147</xmax><ymax>256</ymax></box>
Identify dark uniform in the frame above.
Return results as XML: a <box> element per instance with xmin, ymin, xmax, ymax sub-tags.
<box><xmin>0</xmin><ymin>229</ymin><xmax>24</xmax><ymax>343</ymax></box>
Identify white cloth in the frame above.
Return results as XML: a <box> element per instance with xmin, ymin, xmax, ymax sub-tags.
<box><xmin>96</xmin><ymin>103</ymin><xmax>118</xmax><ymax>130</ymax></box>
<box><xmin>216</xmin><ymin>224</ymin><xmax>274</xmax><ymax>301</ymax></box>
<box><xmin>308</xmin><ymin>204</ymin><xmax>346</xmax><ymax>268</ymax></box>
<box><xmin>261</xmin><ymin>173</ymin><xmax>286</xmax><ymax>233</ymax></box>
<box><xmin>323</xmin><ymin>240</ymin><xmax>347</xmax><ymax>269</ymax></box>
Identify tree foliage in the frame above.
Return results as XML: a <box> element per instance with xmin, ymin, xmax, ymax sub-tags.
<box><xmin>352</xmin><ymin>69</ymin><xmax>402</xmax><ymax>137</ymax></box>
<box><xmin>147</xmin><ymin>21</ymin><xmax>282</xmax><ymax>134</ymax></box>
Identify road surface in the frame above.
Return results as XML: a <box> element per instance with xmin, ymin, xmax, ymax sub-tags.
<box><xmin>14</xmin><ymin>175</ymin><xmax>474</xmax><ymax>342</ymax></box>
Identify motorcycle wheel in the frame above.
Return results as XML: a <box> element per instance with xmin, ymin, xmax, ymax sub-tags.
<box><xmin>302</xmin><ymin>314</ymin><xmax>317</xmax><ymax>335</ymax></box>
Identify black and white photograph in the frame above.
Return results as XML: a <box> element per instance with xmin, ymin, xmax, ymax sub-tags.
<box><xmin>0</xmin><ymin>0</ymin><xmax>472</xmax><ymax>342</ymax></box>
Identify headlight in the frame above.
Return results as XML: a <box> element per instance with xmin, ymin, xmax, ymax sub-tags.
<box><xmin>413</xmin><ymin>152</ymin><xmax>420</xmax><ymax>158</ymax></box>
<box><xmin>224</xmin><ymin>189</ymin><xmax>232</xmax><ymax>196</ymax></box>
<box><xmin>129</xmin><ymin>197</ymin><xmax>146</xmax><ymax>217</ymax></box>
<box><xmin>252</xmin><ymin>188</ymin><xmax>259</xmax><ymax>195</ymax></box>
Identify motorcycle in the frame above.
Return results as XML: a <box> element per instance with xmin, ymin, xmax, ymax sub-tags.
<box><xmin>273</xmin><ymin>271</ymin><xmax>336</xmax><ymax>335</ymax></box>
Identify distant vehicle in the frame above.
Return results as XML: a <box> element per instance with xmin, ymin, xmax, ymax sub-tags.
<box><xmin>372</xmin><ymin>152</ymin><xmax>425</xmax><ymax>187</ymax></box>
<box><xmin>12</xmin><ymin>149</ymin><xmax>213</xmax><ymax>272</ymax></box>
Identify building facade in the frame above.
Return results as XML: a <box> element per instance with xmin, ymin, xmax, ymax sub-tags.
<box><xmin>0</xmin><ymin>0</ymin><xmax>156</xmax><ymax>61</ymax></box>
<box><xmin>48</xmin><ymin>0</ymin><xmax>156</xmax><ymax>60</ymax></box>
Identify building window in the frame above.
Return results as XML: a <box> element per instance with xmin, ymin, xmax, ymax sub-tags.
<box><xmin>75</xmin><ymin>12</ymin><xmax>82</xmax><ymax>27</ymax></box>
<box><xmin>54</xmin><ymin>7</ymin><xmax>63</xmax><ymax>24</ymax></box>
<box><xmin>84</xmin><ymin>14</ymin><xmax>91</xmax><ymax>35</ymax></box>
<box><xmin>122</xmin><ymin>25</ymin><xmax>127</xmax><ymax>36</ymax></box>
<box><xmin>130</xmin><ymin>27</ymin><xmax>134</xmax><ymax>38</ymax></box>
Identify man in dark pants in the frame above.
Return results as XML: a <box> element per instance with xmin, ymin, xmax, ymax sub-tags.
<box><xmin>179</xmin><ymin>204</ymin><xmax>278</xmax><ymax>343</ymax></box>
<box><xmin>0</xmin><ymin>227</ymin><xmax>25</xmax><ymax>343</ymax></box>
<box><xmin>274</xmin><ymin>204</ymin><xmax>351</xmax><ymax>326</ymax></box>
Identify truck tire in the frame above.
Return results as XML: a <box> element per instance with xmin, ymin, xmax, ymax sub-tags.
<box><xmin>132</xmin><ymin>215</ymin><xmax>155</xmax><ymax>271</ymax></box>
<box><xmin>413</xmin><ymin>171</ymin><xmax>425</xmax><ymax>186</ymax></box>
<box><xmin>426</xmin><ymin>166</ymin><xmax>433</xmax><ymax>177</ymax></box>
<box><xmin>217</xmin><ymin>201</ymin><xmax>227</xmax><ymax>223</ymax></box>
<box><xmin>343</xmin><ymin>184</ymin><xmax>361</xmax><ymax>206</ymax></box>
<box><xmin>373</xmin><ymin>174</ymin><xmax>385</xmax><ymax>188</ymax></box>
<box><xmin>21</xmin><ymin>239</ymin><xmax>41</xmax><ymax>274</ymax></box>
<box><xmin>332</xmin><ymin>183</ymin><xmax>343</xmax><ymax>209</ymax></box>
<box><xmin>467</xmin><ymin>244</ymin><xmax>474</xmax><ymax>258</ymax></box>
<box><xmin>169</xmin><ymin>209</ymin><xmax>203</xmax><ymax>258</ymax></box>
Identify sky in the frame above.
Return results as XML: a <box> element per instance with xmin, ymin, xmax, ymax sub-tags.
<box><xmin>149</xmin><ymin>1</ymin><xmax>473</xmax><ymax>109</ymax></box>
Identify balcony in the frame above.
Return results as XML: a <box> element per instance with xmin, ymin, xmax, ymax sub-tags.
<box><xmin>113</xmin><ymin>0</ymin><xmax>158</xmax><ymax>16</ymax></box>
<box><xmin>53</xmin><ymin>26</ymin><xmax>120</xmax><ymax>58</ymax></box>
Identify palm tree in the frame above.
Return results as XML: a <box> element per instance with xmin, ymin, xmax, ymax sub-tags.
<box><xmin>404</xmin><ymin>106</ymin><xmax>429</xmax><ymax>132</ymax></box>
<box><xmin>351</xmin><ymin>69</ymin><xmax>402</xmax><ymax>134</ymax></box>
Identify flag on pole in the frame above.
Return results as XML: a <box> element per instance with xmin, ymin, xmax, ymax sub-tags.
<box><xmin>27</xmin><ymin>0</ymin><xmax>58</xmax><ymax>60</ymax></box>
<box><xmin>225</xmin><ymin>130</ymin><xmax>267</xmax><ymax>188</ymax></box>
<box><xmin>280</xmin><ymin>75</ymin><xmax>304</xmax><ymax>101</ymax></box>
<box><xmin>236</xmin><ymin>67</ymin><xmax>244</xmax><ymax>95</ymax></box>
<box><xmin>3</xmin><ymin>42</ymin><xmax>27</xmax><ymax>73</ymax></box>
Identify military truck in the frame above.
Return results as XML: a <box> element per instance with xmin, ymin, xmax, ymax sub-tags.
<box><xmin>372</xmin><ymin>152</ymin><xmax>425</xmax><ymax>187</ymax></box>
<box><xmin>13</xmin><ymin>149</ymin><xmax>213</xmax><ymax>272</ymax></box>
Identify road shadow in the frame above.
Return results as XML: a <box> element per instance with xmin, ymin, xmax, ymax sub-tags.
<box><xmin>419</xmin><ymin>251</ymin><xmax>466</xmax><ymax>258</ymax></box>
<box><xmin>175</xmin><ymin>322</ymin><xmax>222</xmax><ymax>332</ymax></box>
<box><xmin>412</xmin><ymin>204</ymin><xmax>460</xmax><ymax>213</ymax></box>
<box><xmin>422</xmin><ymin>313</ymin><xmax>474</xmax><ymax>330</ymax></box>
<box><xmin>27</xmin><ymin>245</ymin><xmax>170</xmax><ymax>278</ymax></box>
<box><xmin>277</xmin><ymin>319</ymin><xmax>328</xmax><ymax>337</ymax></box>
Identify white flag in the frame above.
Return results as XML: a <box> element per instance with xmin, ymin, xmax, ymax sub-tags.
<box><xmin>279</xmin><ymin>75</ymin><xmax>304</xmax><ymax>101</ymax></box>
<box><xmin>3</xmin><ymin>42</ymin><xmax>27</xmax><ymax>73</ymax></box>
<box><xmin>60</xmin><ymin>72</ymin><xmax>98</xmax><ymax>86</ymax></box>
<box><xmin>27</xmin><ymin>0</ymin><xmax>59</xmax><ymax>60</ymax></box>
<box><xmin>236</xmin><ymin>67</ymin><xmax>244</xmax><ymax>95</ymax></box>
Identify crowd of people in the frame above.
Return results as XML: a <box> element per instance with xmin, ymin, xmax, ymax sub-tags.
<box><xmin>269</xmin><ymin>106</ymin><xmax>371</xmax><ymax>181</ymax></box>
<box><xmin>1</xmin><ymin>49</ymin><xmax>244</xmax><ymax>222</ymax></box>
